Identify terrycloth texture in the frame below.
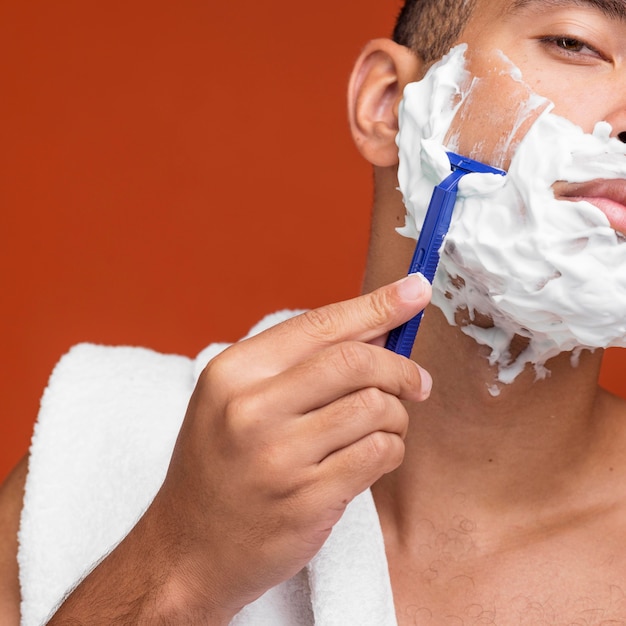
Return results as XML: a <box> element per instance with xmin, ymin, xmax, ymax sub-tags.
<box><xmin>19</xmin><ymin>311</ymin><xmax>397</xmax><ymax>626</ymax></box>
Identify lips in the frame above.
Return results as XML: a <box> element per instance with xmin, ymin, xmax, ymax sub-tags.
<box><xmin>553</xmin><ymin>179</ymin><xmax>626</xmax><ymax>235</ymax></box>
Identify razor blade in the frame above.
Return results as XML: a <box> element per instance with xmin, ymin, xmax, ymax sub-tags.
<box><xmin>385</xmin><ymin>152</ymin><xmax>506</xmax><ymax>358</ymax></box>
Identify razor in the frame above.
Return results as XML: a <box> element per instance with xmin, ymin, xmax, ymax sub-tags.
<box><xmin>385</xmin><ymin>152</ymin><xmax>506</xmax><ymax>358</ymax></box>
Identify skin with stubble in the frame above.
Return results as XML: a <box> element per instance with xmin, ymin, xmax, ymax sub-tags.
<box><xmin>4</xmin><ymin>0</ymin><xmax>626</xmax><ymax>623</ymax></box>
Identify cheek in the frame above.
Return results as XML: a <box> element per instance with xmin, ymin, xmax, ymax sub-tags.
<box><xmin>445</xmin><ymin>55</ymin><xmax>548</xmax><ymax>170</ymax></box>
<box><xmin>526</xmin><ymin>82</ymin><xmax>604</xmax><ymax>134</ymax></box>
<box><xmin>495</xmin><ymin>57</ymin><xmax>610</xmax><ymax>137</ymax></box>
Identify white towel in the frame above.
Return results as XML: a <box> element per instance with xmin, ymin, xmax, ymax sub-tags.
<box><xmin>18</xmin><ymin>312</ymin><xmax>396</xmax><ymax>625</ymax></box>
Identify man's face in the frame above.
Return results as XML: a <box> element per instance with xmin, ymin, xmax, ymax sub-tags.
<box><xmin>395</xmin><ymin>0</ymin><xmax>626</xmax><ymax>384</ymax></box>
<box><xmin>447</xmin><ymin>0</ymin><xmax>626</xmax><ymax>233</ymax></box>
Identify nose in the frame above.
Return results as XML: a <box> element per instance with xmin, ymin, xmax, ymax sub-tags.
<box><xmin>603</xmin><ymin>103</ymin><xmax>626</xmax><ymax>143</ymax></box>
<box><xmin>604</xmin><ymin>107</ymin><xmax>626</xmax><ymax>143</ymax></box>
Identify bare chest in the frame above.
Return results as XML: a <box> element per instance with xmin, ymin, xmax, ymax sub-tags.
<box><xmin>388</xmin><ymin>519</ymin><xmax>626</xmax><ymax>626</ymax></box>
<box><xmin>393</xmin><ymin>568</ymin><xmax>626</xmax><ymax>625</ymax></box>
<box><xmin>394</xmin><ymin>578</ymin><xmax>626</xmax><ymax>625</ymax></box>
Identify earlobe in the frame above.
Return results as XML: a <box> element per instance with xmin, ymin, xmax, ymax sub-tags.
<box><xmin>348</xmin><ymin>39</ymin><xmax>422</xmax><ymax>167</ymax></box>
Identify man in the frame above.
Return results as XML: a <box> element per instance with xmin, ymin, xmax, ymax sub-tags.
<box><xmin>3</xmin><ymin>0</ymin><xmax>626</xmax><ymax>623</ymax></box>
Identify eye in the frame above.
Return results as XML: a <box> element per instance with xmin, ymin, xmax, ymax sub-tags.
<box><xmin>554</xmin><ymin>37</ymin><xmax>586</xmax><ymax>52</ymax></box>
<box><xmin>539</xmin><ymin>35</ymin><xmax>607</xmax><ymax>61</ymax></box>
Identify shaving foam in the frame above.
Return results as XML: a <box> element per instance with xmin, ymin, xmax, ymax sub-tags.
<box><xmin>397</xmin><ymin>45</ymin><xmax>626</xmax><ymax>386</ymax></box>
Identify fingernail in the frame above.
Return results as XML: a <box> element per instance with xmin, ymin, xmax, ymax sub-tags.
<box><xmin>417</xmin><ymin>365</ymin><xmax>433</xmax><ymax>398</ymax></box>
<box><xmin>397</xmin><ymin>273</ymin><xmax>429</xmax><ymax>301</ymax></box>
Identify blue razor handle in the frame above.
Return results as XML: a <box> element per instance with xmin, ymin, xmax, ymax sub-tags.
<box><xmin>385</xmin><ymin>152</ymin><xmax>506</xmax><ymax>358</ymax></box>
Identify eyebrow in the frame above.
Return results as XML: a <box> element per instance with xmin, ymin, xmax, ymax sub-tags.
<box><xmin>510</xmin><ymin>0</ymin><xmax>626</xmax><ymax>22</ymax></box>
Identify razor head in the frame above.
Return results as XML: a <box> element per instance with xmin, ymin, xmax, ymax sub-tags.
<box><xmin>447</xmin><ymin>151</ymin><xmax>507</xmax><ymax>177</ymax></box>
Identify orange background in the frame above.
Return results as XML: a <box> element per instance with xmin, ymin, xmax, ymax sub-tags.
<box><xmin>1</xmin><ymin>1</ymin><xmax>625</xmax><ymax>484</ymax></box>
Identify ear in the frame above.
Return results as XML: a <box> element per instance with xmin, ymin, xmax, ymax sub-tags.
<box><xmin>348</xmin><ymin>39</ymin><xmax>422</xmax><ymax>167</ymax></box>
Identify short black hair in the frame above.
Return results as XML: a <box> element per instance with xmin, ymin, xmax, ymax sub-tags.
<box><xmin>392</xmin><ymin>0</ymin><xmax>477</xmax><ymax>62</ymax></box>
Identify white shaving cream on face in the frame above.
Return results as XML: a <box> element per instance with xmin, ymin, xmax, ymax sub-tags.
<box><xmin>397</xmin><ymin>45</ymin><xmax>626</xmax><ymax>385</ymax></box>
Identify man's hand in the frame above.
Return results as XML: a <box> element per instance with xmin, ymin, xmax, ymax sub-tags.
<box><xmin>49</xmin><ymin>275</ymin><xmax>432</xmax><ymax>625</ymax></box>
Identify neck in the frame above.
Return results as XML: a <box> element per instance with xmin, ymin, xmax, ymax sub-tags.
<box><xmin>364</xmin><ymin>175</ymin><xmax>620</xmax><ymax>552</ymax></box>
<box><xmin>373</xmin><ymin>305</ymin><xmax>609</xmax><ymax>544</ymax></box>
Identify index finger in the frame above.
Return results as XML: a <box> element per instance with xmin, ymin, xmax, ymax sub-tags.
<box><xmin>241</xmin><ymin>274</ymin><xmax>431</xmax><ymax>374</ymax></box>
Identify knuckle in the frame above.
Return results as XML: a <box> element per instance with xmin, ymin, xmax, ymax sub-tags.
<box><xmin>222</xmin><ymin>402</ymin><xmax>296</xmax><ymax>487</ymax></box>
<box><xmin>256</xmin><ymin>443</ymin><xmax>310</xmax><ymax>498</ymax></box>
<box><xmin>397</xmin><ymin>406</ymin><xmax>410</xmax><ymax>437</ymax></box>
<box><xmin>335</xmin><ymin>341</ymin><xmax>375</xmax><ymax>377</ymax></box>
<box><xmin>389</xmin><ymin>405</ymin><xmax>410</xmax><ymax>439</ymax></box>
<box><xmin>366</xmin><ymin>431</ymin><xmax>393</xmax><ymax>459</ymax></box>
<box><xmin>299</xmin><ymin>307</ymin><xmax>340</xmax><ymax>340</ymax></box>
<box><xmin>364</xmin><ymin>289</ymin><xmax>394</xmax><ymax>329</ymax></box>
<box><xmin>355</xmin><ymin>386</ymin><xmax>387</xmax><ymax>414</ymax></box>
<box><xmin>386</xmin><ymin>438</ymin><xmax>406</xmax><ymax>471</ymax></box>
<box><xmin>398</xmin><ymin>357</ymin><xmax>421</xmax><ymax>392</ymax></box>
<box><xmin>366</xmin><ymin>432</ymin><xmax>405</xmax><ymax>470</ymax></box>
<box><xmin>223</xmin><ymin>391</ymin><xmax>264</xmax><ymax>434</ymax></box>
<box><xmin>199</xmin><ymin>346</ymin><xmax>238</xmax><ymax>394</ymax></box>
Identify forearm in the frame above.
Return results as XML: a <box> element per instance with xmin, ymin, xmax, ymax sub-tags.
<box><xmin>47</xmin><ymin>508</ymin><xmax>236</xmax><ymax>626</ymax></box>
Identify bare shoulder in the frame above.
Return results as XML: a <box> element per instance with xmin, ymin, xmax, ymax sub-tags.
<box><xmin>0</xmin><ymin>455</ymin><xmax>28</xmax><ymax>625</ymax></box>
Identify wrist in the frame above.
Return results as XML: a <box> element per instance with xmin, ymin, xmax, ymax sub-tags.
<box><xmin>126</xmin><ymin>503</ymin><xmax>237</xmax><ymax>625</ymax></box>
<box><xmin>151</xmin><ymin>568</ymin><xmax>237</xmax><ymax>626</ymax></box>
<box><xmin>136</xmin><ymin>495</ymin><xmax>245</xmax><ymax>625</ymax></box>
<box><xmin>49</xmin><ymin>506</ymin><xmax>240</xmax><ymax>625</ymax></box>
